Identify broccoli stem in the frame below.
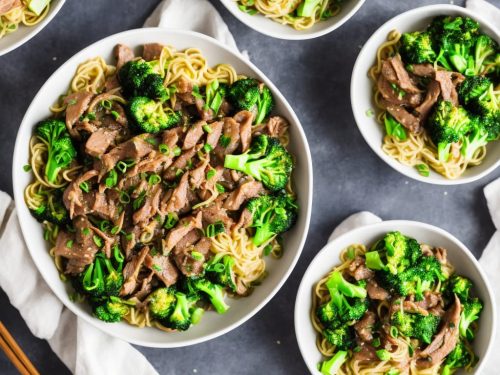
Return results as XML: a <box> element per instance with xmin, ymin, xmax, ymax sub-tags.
<box><xmin>319</xmin><ymin>351</ymin><xmax>348</xmax><ymax>375</ymax></box>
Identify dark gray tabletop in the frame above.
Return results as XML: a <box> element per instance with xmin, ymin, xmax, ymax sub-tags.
<box><xmin>1</xmin><ymin>0</ymin><xmax>499</xmax><ymax>374</ymax></box>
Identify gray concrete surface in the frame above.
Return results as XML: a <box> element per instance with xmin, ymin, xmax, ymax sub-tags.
<box><xmin>0</xmin><ymin>0</ymin><xmax>499</xmax><ymax>374</ymax></box>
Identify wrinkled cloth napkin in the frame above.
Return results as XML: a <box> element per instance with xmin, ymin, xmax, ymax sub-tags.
<box><xmin>0</xmin><ymin>0</ymin><xmax>498</xmax><ymax>374</ymax></box>
<box><xmin>328</xmin><ymin>177</ymin><xmax>500</xmax><ymax>373</ymax></box>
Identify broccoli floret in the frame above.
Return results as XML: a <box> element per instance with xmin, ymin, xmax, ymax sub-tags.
<box><xmin>75</xmin><ymin>253</ymin><xmax>124</xmax><ymax>298</ymax></box>
<box><xmin>322</xmin><ymin>326</ymin><xmax>355</xmax><ymax>350</ymax></box>
<box><xmin>128</xmin><ymin>96</ymin><xmax>181</xmax><ymax>133</ymax></box>
<box><xmin>392</xmin><ymin>310</ymin><xmax>441</xmax><ymax>344</ymax></box>
<box><xmin>165</xmin><ymin>292</ymin><xmax>192</xmax><ymax>331</ymax></box>
<box><xmin>227</xmin><ymin>78</ymin><xmax>275</xmax><ymax>124</ymax></box>
<box><xmin>148</xmin><ymin>288</ymin><xmax>177</xmax><ymax>321</ymax></box>
<box><xmin>189</xmin><ymin>278</ymin><xmax>229</xmax><ymax>314</ymax></box>
<box><xmin>400</xmin><ymin>31</ymin><xmax>437</xmax><ymax>64</ymax></box>
<box><xmin>204</xmin><ymin>79</ymin><xmax>228</xmax><ymax>114</ymax></box>
<box><xmin>296</xmin><ymin>0</ymin><xmax>321</xmax><ymax>17</ymax></box>
<box><xmin>93</xmin><ymin>298</ymin><xmax>129</xmax><ymax>323</ymax></box>
<box><xmin>224</xmin><ymin>135</ymin><xmax>293</xmax><ymax>191</ymax></box>
<box><xmin>473</xmin><ymin>35</ymin><xmax>499</xmax><ymax>75</ymax></box>
<box><xmin>245</xmin><ymin>193</ymin><xmax>298</xmax><ymax>246</ymax></box>
<box><xmin>205</xmin><ymin>254</ymin><xmax>237</xmax><ymax>292</ymax></box>
<box><xmin>461</xmin><ymin>118</ymin><xmax>489</xmax><ymax>160</ymax></box>
<box><xmin>426</xmin><ymin>100</ymin><xmax>472</xmax><ymax>161</ymax></box>
<box><xmin>326</xmin><ymin>271</ymin><xmax>367</xmax><ymax>300</ymax></box>
<box><xmin>468</xmin><ymin>82</ymin><xmax>499</xmax><ymax>118</ymax></box>
<box><xmin>458</xmin><ymin>76</ymin><xmax>492</xmax><ymax>106</ymax></box>
<box><xmin>441</xmin><ymin>340</ymin><xmax>477</xmax><ymax>375</ymax></box>
<box><xmin>459</xmin><ymin>298</ymin><xmax>483</xmax><ymax>340</ymax></box>
<box><xmin>35</xmin><ymin>119</ymin><xmax>77</xmax><ymax>183</ymax></box>
<box><xmin>319</xmin><ymin>351</ymin><xmax>348</xmax><ymax>375</ymax></box>
<box><xmin>447</xmin><ymin>275</ymin><xmax>473</xmax><ymax>303</ymax></box>
<box><xmin>29</xmin><ymin>188</ymin><xmax>69</xmax><ymax>225</ymax></box>
<box><xmin>118</xmin><ymin>60</ymin><xmax>168</xmax><ymax>101</ymax></box>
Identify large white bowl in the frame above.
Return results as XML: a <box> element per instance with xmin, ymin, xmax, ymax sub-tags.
<box><xmin>295</xmin><ymin>220</ymin><xmax>496</xmax><ymax>374</ymax></box>
<box><xmin>351</xmin><ymin>5</ymin><xmax>500</xmax><ymax>185</ymax></box>
<box><xmin>0</xmin><ymin>0</ymin><xmax>65</xmax><ymax>56</ymax></box>
<box><xmin>12</xmin><ymin>28</ymin><xmax>313</xmax><ymax>347</ymax></box>
<box><xmin>219</xmin><ymin>0</ymin><xmax>365</xmax><ymax>40</ymax></box>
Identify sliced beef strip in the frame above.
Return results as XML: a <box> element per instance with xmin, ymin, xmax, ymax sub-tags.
<box><xmin>197</xmin><ymin>199</ymin><xmax>234</xmax><ymax>231</ymax></box>
<box><xmin>354</xmin><ymin>311</ymin><xmax>376</xmax><ymax>342</ymax></box>
<box><xmin>121</xmin><ymin>225</ymin><xmax>143</xmax><ymax>259</ymax></box>
<box><xmin>127</xmin><ymin>152</ymin><xmax>172</xmax><ymax>178</ymax></box>
<box><xmin>348</xmin><ymin>256</ymin><xmax>374</xmax><ymax>281</ymax></box>
<box><xmin>377</xmin><ymin>75</ymin><xmax>422</xmax><ymax>108</ymax></box>
<box><xmin>195</xmin><ymin>97</ymin><xmax>214</xmax><ymax>122</ymax></box>
<box><xmin>100</xmin><ymin>136</ymin><xmax>154</xmax><ymax>176</ymax></box>
<box><xmin>133</xmin><ymin>184</ymin><xmax>162</xmax><ymax>225</ymax></box>
<box><xmin>416</xmin><ymin>295</ymin><xmax>461</xmax><ymax>369</ymax></box>
<box><xmin>132</xmin><ymin>271</ymin><xmax>155</xmax><ymax>301</ymax></box>
<box><xmin>161</xmin><ymin>172</ymin><xmax>189</xmax><ymax>214</ymax></box>
<box><xmin>164</xmin><ymin>144</ymin><xmax>201</xmax><ymax>180</ymax></box>
<box><xmin>410</xmin><ymin>63</ymin><xmax>435</xmax><ymax>77</ymax></box>
<box><xmin>142</xmin><ymin>43</ymin><xmax>165</xmax><ymax>61</ymax></box>
<box><xmin>415</xmin><ymin>80</ymin><xmax>440</xmax><ymax>121</ymax></box>
<box><xmin>189</xmin><ymin>158</ymin><xmax>209</xmax><ymax>190</ymax></box>
<box><xmin>161</xmin><ymin>127</ymin><xmax>182</xmax><ymax>149</ymax></box>
<box><xmin>265</xmin><ymin>116</ymin><xmax>289</xmax><ymax>138</ymax></box>
<box><xmin>233</xmin><ymin>208</ymin><xmax>253</xmax><ymax>231</ymax></box>
<box><xmin>352</xmin><ymin>343</ymin><xmax>378</xmax><ymax>362</ymax></box>
<box><xmin>85</xmin><ymin>128</ymin><xmax>119</xmax><ymax>157</ymax></box>
<box><xmin>164</xmin><ymin>212</ymin><xmax>203</xmax><ymax>252</ymax></box>
<box><xmin>176</xmin><ymin>77</ymin><xmax>195</xmax><ymax>104</ymax></box>
<box><xmin>198</xmin><ymin>166</ymin><xmax>224</xmax><ymax>202</ymax></box>
<box><xmin>435</xmin><ymin>70</ymin><xmax>459</xmax><ymax>106</ymax></box>
<box><xmin>215</xmin><ymin>117</ymin><xmax>241</xmax><ymax>158</ymax></box>
<box><xmin>223</xmin><ymin>180</ymin><xmax>264</xmax><ymax>211</ymax></box>
<box><xmin>381</xmin><ymin>59</ymin><xmax>398</xmax><ymax>82</ymax></box>
<box><xmin>63</xmin><ymin>170</ymin><xmax>99</xmax><ymax>218</ymax></box>
<box><xmin>104</xmin><ymin>75</ymin><xmax>120</xmax><ymax>92</ymax></box>
<box><xmin>174</xmin><ymin>237</ymin><xmax>211</xmax><ymax>277</ymax></box>
<box><xmin>389</xmin><ymin>54</ymin><xmax>422</xmax><ymax>94</ymax></box>
<box><xmin>174</xmin><ymin>229</ymin><xmax>202</xmax><ymax>253</ymax></box>
<box><xmin>183</xmin><ymin>120</ymin><xmax>206</xmax><ymax>150</ymax></box>
<box><xmin>121</xmin><ymin>246</ymin><xmax>150</xmax><ymax>296</ymax></box>
<box><xmin>386</xmin><ymin>105</ymin><xmax>421</xmax><ymax>133</ymax></box>
<box><xmin>145</xmin><ymin>254</ymin><xmax>179</xmax><ymax>287</ymax></box>
<box><xmin>114</xmin><ymin>44</ymin><xmax>134</xmax><ymax>71</ymax></box>
<box><xmin>234</xmin><ymin>111</ymin><xmax>253</xmax><ymax>152</ymax></box>
<box><xmin>366</xmin><ymin>279</ymin><xmax>389</xmax><ymax>300</ymax></box>
<box><xmin>64</xmin><ymin>91</ymin><xmax>94</xmax><ymax>135</ymax></box>
<box><xmin>92</xmin><ymin>184</ymin><xmax>120</xmax><ymax>222</ymax></box>
<box><xmin>434</xmin><ymin>247</ymin><xmax>447</xmax><ymax>264</ymax></box>
<box><xmin>54</xmin><ymin>230</ymin><xmax>96</xmax><ymax>275</ymax></box>
<box><xmin>206</xmin><ymin>120</ymin><xmax>224</xmax><ymax>149</ymax></box>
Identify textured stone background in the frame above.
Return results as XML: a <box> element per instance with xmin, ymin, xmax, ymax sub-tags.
<box><xmin>0</xmin><ymin>0</ymin><xmax>499</xmax><ymax>373</ymax></box>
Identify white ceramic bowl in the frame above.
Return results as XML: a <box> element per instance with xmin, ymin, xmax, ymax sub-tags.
<box><xmin>12</xmin><ymin>28</ymin><xmax>313</xmax><ymax>347</ymax></box>
<box><xmin>219</xmin><ymin>0</ymin><xmax>365</xmax><ymax>40</ymax></box>
<box><xmin>295</xmin><ymin>220</ymin><xmax>496</xmax><ymax>374</ymax></box>
<box><xmin>351</xmin><ymin>5</ymin><xmax>500</xmax><ymax>185</ymax></box>
<box><xmin>0</xmin><ymin>0</ymin><xmax>65</xmax><ymax>56</ymax></box>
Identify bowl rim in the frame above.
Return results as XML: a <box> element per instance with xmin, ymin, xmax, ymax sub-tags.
<box><xmin>350</xmin><ymin>4</ymin><xmax>500</xmax><ymax>185</ymax></box>
<box><xmin>294</xmin><ymin>219</ymin><xmax>497</xmax><ymax>374</ymax></box>
<box><xmin>218</xmin><ymin>0</ymin><xmax>366</xmax><ymax>40</ymax></box>
<box><xmin>12</xmin><ymin>27</ymin><xmax>313</xmax><ymax>347</ymax></box>
<box><xmin>0</xmin><ymin>0</ymin><xmax>66</xmax><ymax>57</ymax></box>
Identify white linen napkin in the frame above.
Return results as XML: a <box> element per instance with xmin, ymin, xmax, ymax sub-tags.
<box><xmin>327</xmin><ymin>178</ymin><xmax>500</xmax><ymax>373</ymax></box>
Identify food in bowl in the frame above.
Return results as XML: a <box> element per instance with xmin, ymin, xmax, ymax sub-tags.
<box><xmin>369</xmin><ymin>15</ymin><xmax>499</xmax><ymax>179</ymax></box>
<box><xmin>23</xmin><ymin>42</ymin><xmax>299</xmax><ymax>332</ymax></box>
<box><xmin>0</xmin><ymin>0</ymin><xmax>51</xmax><ymax>40</ymax></box>
<box><xmin>311</xmin><ymin>231</ymin><xmax>483</xmax><ymax>374</ymax></box>
<box><xmin>235</xmin><ymin>0</ymin><xmax>348</xmax><ymax>30</ymax></box>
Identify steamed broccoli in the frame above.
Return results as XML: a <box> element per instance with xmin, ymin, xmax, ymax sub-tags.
<box><xmin>426</xmin><ymin>100</ymin><xmax>472</xmax><ymax>161</ymax></box>
<box><xmin>227</xmin><ymin>78</ymin><xmax>275</xmax><ymax>124</ymax></box>
<box><xmin>204</xmin><ymin>79</ymin><xmax>228</xmax><ymax>114</ymax></box>
<box><xmin>447</xmin><ymin>275</ymin><xmax>473</xmax><ymax>302</ymax></box>
<box><xmin>400</xmin><ymin>31</ymin><xmax>436</xmax><ymax>64</ymax></box>
<box><xmin>224</xmin><ymin>135</ymin><xmax>293</xmax><ymax>191</ymax></box>
<box><xmin>93</xmin><ymin>298</ymin><xmax>130</xmax><ymax>323</ymax></box>
<box><xmin>458</xmin><ymin>76</ymin><xmax>492</xmax><ymax>106</ymax></box>
<box><xmin>165</xmin><ymin>292</ymin><xmax>192</xmax><ymax>331</ymax></box>
<box><xmin>473</xmin><ymin>35</ymin><xmax>499</xmax><ymax>75</ymax></box>
<box><xmin>189</xmin><ymin>278</ymin><xmax>229</xmax><ymax>314</ymax></box>
<box><xmin>35</xmin><ymin>119</ymin><xmax>77</xmax><ymax>183</ymax></box>
<box><xmin>319</xmin><ymin>351</ymin><xmax>348</xmax><ymax>375</ymax></box>
<box><xmin>245</xmin><ymin>193</ymin><xmax>298</xmax><ymax>246</ymax></box>
<box><xmin>118</xmin><ymin>60</ymin><xmax>168</xmax><ymax>101</ymax></box>
<box><xmin>459</xmin><ymin>298</ymin><xmax>483</xmax><ymax>340</ymax></box>
<box><xmin>441</xmin><ymin>340</ymin><xmax>477</xmax><ymax>375</ymax></box>
<box><xmin>205</xmin><ymin>254</ymin><xmax>237</xmax><ymax>292</ymax></box>
<box><xmin>461</xmin><ymin>118</ymin><xmax>489</xmax><ymax>160</ymax></box>
<box><xmin>128</xmin><ymin>96</ymin><xmax>181</xmax><ymax>133</ymax></box>
<box><xmin>322</xmin><ymin>326</ymin><xmax>355</xmax><ymax>350</ymax></box>
<box><xmin>29</xmin><ymin>188</ymin><xmax>69</xmax><ymax>225</ymax></box>
<box><xmin>75</xmin><ymin>253</ymin><xmax>124</xmax><ymax>298</ymax></box>
<box><xmin>148</xmin><ymin>288</ymin><xmax>177</xmax><ymax>321</ymax></box>
<box><xmin>365</xmin><ymin>232</ymin><xmax>422</xmax><ymax>274</ymax></box>
<box><xmin>296</xmin><ymin>0</ymin><xmax>321</xmax><ymax>17</ymax></box>
<box><xmin>392</xmin><ymin>310</ymin><xmax>441</xmax><ymax>344</ymax></box>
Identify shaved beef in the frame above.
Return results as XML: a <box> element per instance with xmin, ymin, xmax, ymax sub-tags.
<box><xmin>215</xmin><ymin>117</ymin><xmax>240</xmax><ymax>157</ymax></box>
<box><xmin>435</xmin><ymin>71</ymin><xmax>459</xmax><ymax>106</ymax></box>
<box><xmin>176</xmin><ymin>77</ymin><xmax>195</xmax><ymax>104</ymax></box>
<box><xmin>164</xmin><ymin>144</ymin><xmax>201</xmax><ymax>180</ymax></box>
<box><xmin>223</xmin><ymin>180</ymin><xmax>264</xmax><ymax>211</ymax></box>
<box><xmin>386</xmin><ymin>105</ymin><xmax>421</xmax><ymax>133</ymax></box>
<box><xmin>101</xmin><ymin>136</ymin><xmax>154</xmax><ymax>176</ymax></box>
<box><xmin>198</xmin><ymin>201</ymin><xmax>234</xmax><ymax>230</ymax></box>
<box><xmin>389</xmin><ymin>54</ymin><xmax>422</xmax><ymax>94</ymax></box>
<box><xmin>133</xmin><ymin>272</ymin><xmax>155</xmax><ymax>301</ymax></box>
<box><xmin>174</xmin><ymin>237</ymin><xmax>211</xmax><ymax>276</ymax></box>
<box><xmin>64</xmin><ymin>91</ymin><xmax>94</xmax><ymax>135</ymax></box>
<box><xmin>417</xmin><ymin>295</ymin><xmax>461</xmax><ymax>369</ymax></box>
<box><xmin>121</xmin><ymin>225</ymin><xmax>142</xmax><ymax>259</ymax></box>
<box><xmin>233</xmin><ymin>208</ymin><xmax>253</xmax><ymax>231</ymax></box>
<box><xmin>63</xmin><ymin>170</ymin><xmax>98</xmax><ymax>218</ymax></box>
<box><xmin>104</xmin><ymin>75</ymin><xmax>120</xmax><ymax>92</ymax></box>
<box><xmin>121</xmin><ymin>246</ymin><xmax>149</xmax><ymax>296</ymax></box>
<box><xmin>415</xmin><ymin>80</ymin><xmax>440</xmax><ymax>120</ymax></box>
<box><xmin>174</xmin><ymin>229</ymin><xmax>201</xmax><ymax>253</ymax></box>
<box><xmin>161</xmin><ymin>127</ymin><xmax>182</xmax><ymax>149</ymax></box>
<box><xmin>183</xmin><ymin>120</ymin><xmax>205</xmax><ymax>150</ymax></box>
<box><xmin>85</xmin><ymin>128</ymin><xmax>119</xmax><ymax>157</ymax></box>
<box><xmin>206</xmin><ymin>121</ymin><xmax>223</xmax><ymax>148</ymax></box>
<box><xmin>234</xmin><ymin>111</ymin><xmax>253</xmax><ymax>152</ymax></box>
<box><xmin>162</xmin><ymin>172</ymin><xmax>189</xmax><ymax>214</ymax></box>
<box><xmin>92</xmin><ymin>185</ymin><xmax>120</xmax><ymax>222</ymax></box>
<box><xmin>348</xmin><ymin>256</ymin><xmax>374</xmax><ymax>281</ymax></box>
<box><xmin>164</xmin><ymin>212</ymin><xmax>202</xmax><ymax>252</ymax></box>
<box><xmin>265</xmin><ymin>116</ymin><xmax>289</xmax><ymax>138</ymax></box>
<box><xmin>114</xmin><ymin>44</ymin><xmax>134</xmax><ymax>71</ymax></box>
<box><xmin>195</xmin><ymin>97</ymin><xmax>214</xmax><ymax>122</ymax></box>
<box><xmin>190</xmin><ymin>159</ymin><xmax>209</xmax><ymax>189</ymax></box>
<box><xmin>352</xmin><ymin>343</ymin><xmax>378</xmax><ymax>362</ymax></box>
<box><xmin>145</xmin><ymin>254</ymin><xmax>179</xmax><ymax>286</ymax></box>
<box><xmin>410</xmin><ymin>63</ymin><xmax>435</xmax><ymax>77</ymax></box>
<box><xmin>377</xmin><ymin>75</ymin><xmax>422</xmax><ymax>107</ymax></box>
<box><xmin>133</xmin><ymin>184</ymin><xmax>162</xmax><ymax>225</ymax></box>
<box><xmin>366</xmin><ymin>279</ymin><xmax>389</xmax><ymax>300</ymax></box>
<box><xmin>143</xmin><ymin>43</ymin><xmax>165</xmax><ymax>61</ymax></box>
<box><xmin>199</xmin><ymin>166</ymin><xmax>224</xmax><ymax>201</ymax></box>
<box><xmin>435</xmin><ymin>247</ymin><xmax>447</xmax><ymax>264</ymax></box>
<box><xmin>127</xmin><ymin>152</ymin><xmax>172</xmax><ymax>178</ymax></box>
<box><xmin>381</xmin><ymin>59</ymin><xmax>398</xmax><ymax>82</ymax></box>
<box><xmin>354</xmin><ymin>311</ymin><xmax>376</xmax><ymax>342</ymax></box>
